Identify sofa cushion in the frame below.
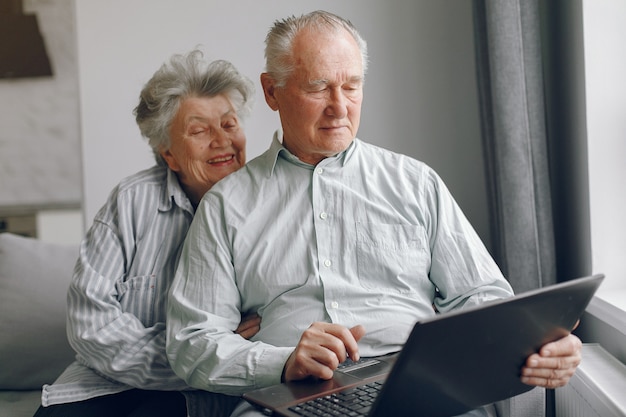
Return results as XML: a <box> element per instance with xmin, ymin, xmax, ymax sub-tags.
<box><xmin>0</xmin><ymin>233</ymin><xmax>78</xmax><ymax>390</ymax></box>
<box><xmin>0</xmin><ymin>390</ymin><xmax>43</xmax><ymax>417</ymax></box>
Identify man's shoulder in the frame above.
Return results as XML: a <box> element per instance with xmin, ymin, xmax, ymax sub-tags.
<box><xmin>206</xmin><ymin>165</ymin><xmax>260</xmax><ymax>208</ymax></box>
<box><xmin>212</xmin><ymin>149</ymin><xmax>274</xmax><ymax>191</ymax></box>
<box><xmin>355</xmin><ymin>139</ymin><xmax>433</xmax><ymax>173</ymax></box>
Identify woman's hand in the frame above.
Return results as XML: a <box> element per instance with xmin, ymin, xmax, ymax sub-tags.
<box><xmin>235</xmin><ymin>313</ymin><xmax>262</xmax><ymax>340</ymax></box>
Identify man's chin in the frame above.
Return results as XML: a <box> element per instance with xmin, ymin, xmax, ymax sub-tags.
<box><xmin>324</xmin><ymin>137</ymin><xmax>354</xmax><ymax>152</ymax></box>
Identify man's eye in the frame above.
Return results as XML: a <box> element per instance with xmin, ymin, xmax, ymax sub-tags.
<box><xmin>308</xmin><ymin>88</ymin><xmax>326</xmax><ymax>96</ymax></box>
<box><xmin>306</xmin><ymin>84</ymin><xmax>326</xmax><ymax>93</ymax></box>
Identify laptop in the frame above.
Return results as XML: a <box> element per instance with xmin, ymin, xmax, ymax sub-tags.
<box><xmin>243</xmin><ymin>274</ymin><xmax>604</xmax><ymax>417</ymax></box>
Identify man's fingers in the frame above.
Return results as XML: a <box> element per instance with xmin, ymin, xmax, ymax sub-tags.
<box><xmin>539</xmin><ymin>333</ymin><xmax>582</xmax><ymax>357</ymax></box>
<box><xmin>283</xmin><ymin>323</ymin><xmax>367</xmax><ymax>382</ymax></box>
<box><xmin>350</xmin><ymin>324</ymin><xmax>366</xmax><ymax>341</ymax></box>
<box><xmin>316</xmin><ymin>324</ymin><xmax>358</xmax><ymax>363</ymax></box>
<box><xmin>520</xmin><ymin>334</ymin><xmax>582</xmax><ymax>388</ymax></box>
<box><xmin>289</xmin><ymin>346</ymin><xmax>336</xmax><ymax>380</ymax></box>
<box><xmin>526</xmin><ymin>351</ymin><xmax>581</xmax><ymax>368</ymax></box>
<box><xmin>521</xmin><ymin>362</ymin><xmax>577</xmax><ymax>388</ymax></box>
<box><xmin>347</xmin><ymin>325</ymin><xmax>366</xmax><ymax>361</ymax></box>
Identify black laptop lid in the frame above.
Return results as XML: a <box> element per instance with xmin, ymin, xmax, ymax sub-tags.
<box><xmin>369</xmin><ymin>274</ymin><xmax>604</xmax><ymax>417</ymax></box>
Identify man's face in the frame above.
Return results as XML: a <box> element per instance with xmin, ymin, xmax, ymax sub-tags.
<box><xmin>262</xmin><ymin>28</ymin><xmax>364</xmax><ymax>165</ymax></box>
<box><xmin>161</xmin><ymin>95</ymin><xmax>246</xmax><ymax>203</ymax></box>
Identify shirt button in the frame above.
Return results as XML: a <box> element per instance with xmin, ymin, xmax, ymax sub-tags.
<box><xmin>316</xmin><ymin>168</ymin><xmax>324</xmax><ymax>175</ymax></box>
<box><xmin>331</xmin><ymin>301</ymin><xmax>339</xmax><ymax>309</ymax></box>
<box><xmin>320</xmin><ymin>212</ymin><xmax>328</xmax><ymax>220</ymax></box>
<box><xmin>324</xmin><ymin>259</ymin><xmax>332</xmax><ymax>267</ymax></box>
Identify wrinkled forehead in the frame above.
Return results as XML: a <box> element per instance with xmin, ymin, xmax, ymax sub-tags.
<box><xmin>292</xmin><ymin>27</ymin><xmax>363</xmax><ymax>76</ymax></box>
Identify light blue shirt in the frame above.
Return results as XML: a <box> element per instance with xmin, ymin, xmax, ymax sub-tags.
<box><xmin>42</xmin><ymin>165</ymin><xmax>194</xmax><ymax>406</ymax></box>
<box><xmin>167</xmin><ymin>131</ymin><xmax>513</xmax><ymax>395</ymax></box>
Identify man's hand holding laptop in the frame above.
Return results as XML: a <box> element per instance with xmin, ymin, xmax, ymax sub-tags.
<box><xmin>521</xmin><ymin>332</ymin><xmax>582</xmax><ymax>388</ymax></box>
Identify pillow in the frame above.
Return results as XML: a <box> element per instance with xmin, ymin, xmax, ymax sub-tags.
<box><xmin>0</xmin><ymin>233</ymin><xmax>78</xmax><ymax>390</ymax></box>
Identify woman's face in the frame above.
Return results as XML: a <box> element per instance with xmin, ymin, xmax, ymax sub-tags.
<box><xmin>161</xmin><ymin>94</ymin><xmax>246</xmax><ymax>205</ymax></box>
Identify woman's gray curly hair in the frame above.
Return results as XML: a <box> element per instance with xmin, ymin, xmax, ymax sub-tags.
<box><xmin>134</xmin><ymin>50</ymin><xmax>255</xmax><ymax>165</ymax></box>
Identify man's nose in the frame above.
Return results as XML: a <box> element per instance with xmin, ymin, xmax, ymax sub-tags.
<box><xmin>325</xmin><ymin>89</ymin><xmax>348</xmax><ymax>118</ymax></box>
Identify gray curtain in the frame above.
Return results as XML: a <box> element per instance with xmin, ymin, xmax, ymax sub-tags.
<box><xmin>473</xmin><ymin>0</ymin><xmax>556</xmax><ymax>294</ymax></box>
<box><xmin>473</xmin><ymin>0</ymin><xmax>591</xmax><ymax>295</ymax></box>
<box><xmin>539</xmin><ymin>0</ymin><xmax>592</xmax><ymax>285</ymax></box>
<box><xmin>473</xmin><ymin>2</ymin><xmax>591</xmax><ymax>416</ymax></box>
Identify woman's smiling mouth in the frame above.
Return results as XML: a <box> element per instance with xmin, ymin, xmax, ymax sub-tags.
<box><xmin>208</xmin><ymin>154</ymin><xmax>235</xmax><ymax>165</ymax></box>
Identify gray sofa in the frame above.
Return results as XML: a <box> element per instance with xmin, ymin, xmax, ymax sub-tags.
<box><xmin>0</xmin><ymin>232</ymin><xmax>545</xmax><ymax>417</ymax></box>
<box><xmin>0</xmin><ymin>233</ymin><xmax>77</xmax><ymax>417</ymax></box>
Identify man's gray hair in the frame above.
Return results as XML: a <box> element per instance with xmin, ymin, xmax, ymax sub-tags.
<box><xmin>134</xmin><ymin>50</ymin><xmax>255</xmax><ymax>164</ymax></box>
<box><xmin>264</xmin><ymin>10</ymin><xmax>369</xmax><ymax>87</ymax></box>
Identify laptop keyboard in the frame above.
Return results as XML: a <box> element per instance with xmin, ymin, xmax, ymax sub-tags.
<box><xmin>287</xmin><ymin>380</ymin><xmax>383</xmax><ymax>417</ymax></box>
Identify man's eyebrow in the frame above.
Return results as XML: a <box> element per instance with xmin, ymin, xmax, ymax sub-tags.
<box><xmin>309</xmin><ymin>78</ymin><xmax>329</xmax><ymax>87</ymax></box>
<box><xmin>308</xmin><ymin>75</ymin><xmax>364</xmax><ymax>86</ymax></box>
<box><xmin>347</xmin><ymin>75</ymin><xmax>364</xmax><ymax>84</ymax></box>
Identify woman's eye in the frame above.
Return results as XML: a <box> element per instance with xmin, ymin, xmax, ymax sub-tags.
<box><xmin>223</xmin><ymin>120</ymin><xmax>239</xmax><ymax>130</ymax></box>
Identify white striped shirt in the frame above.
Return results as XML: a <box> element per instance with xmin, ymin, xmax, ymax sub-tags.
<box><xmin>42</xmin><ymin>165</ymin><xmax>195</xmax><ymax>406</ymax></box>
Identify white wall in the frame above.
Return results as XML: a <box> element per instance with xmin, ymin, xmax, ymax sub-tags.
<box><xmin>0</xmin><ymin>0</ymin><xmax>81</xmax><ymax>210</ymax></box>
<box><xmin>583</xmin><ymin>0</ymin><xmax>626</xmax><ymax>309</ymax></box>
<box><xmin>75</xmin><ymin>1</ymin><xmax>490</xmax><ymax>246</ymax></box>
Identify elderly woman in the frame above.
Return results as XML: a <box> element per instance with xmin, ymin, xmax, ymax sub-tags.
<box><xmin>33</xmin><ymin>50</ymin><xmax>258</xmax><ymax>417</ymax></box>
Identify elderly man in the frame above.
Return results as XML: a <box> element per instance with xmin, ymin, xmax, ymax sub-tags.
<box><xmin>166</xmin><ymin>11</ymin><xmax>582</xmax><ymax>417</ymax></box>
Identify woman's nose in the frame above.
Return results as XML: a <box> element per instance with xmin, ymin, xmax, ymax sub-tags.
<box><xmin>211</xmin><ymin>130</ymin><xmax>232</xmax><ymax>147</ymax></box>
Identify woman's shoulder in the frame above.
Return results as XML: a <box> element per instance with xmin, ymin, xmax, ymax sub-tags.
<box><xmin>115</xmin><ymin>165</ymin><xmax>167</xmax><ymax>192</ymax></box>
<box><xmin>97</xmin><ymin>165</ymin><xmax>167</xmax><ymax>214</ymax></box>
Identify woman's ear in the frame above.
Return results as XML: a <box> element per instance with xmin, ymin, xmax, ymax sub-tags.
<box><xmin>160</xmin><ymin>149</ymin><xmax>180</xmax><ymax>172</ymax></box>
<box><xmin>260</xmin><ymin>73</ymin><xmax>279</xmax><ymax>111</ymax></box>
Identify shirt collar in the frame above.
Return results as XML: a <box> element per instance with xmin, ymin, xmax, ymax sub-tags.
<box><xmin>263</xmin><ymin>129</ymin><xmax>358</xmax><ymax>177</ymax></box>
<box><xmin>161</xmin><ymin>167</ymin><xmax>194</xmax><ymax>214</ymax></box>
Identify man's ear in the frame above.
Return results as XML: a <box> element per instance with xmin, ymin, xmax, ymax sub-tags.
<box><xmin>160</xmin><ymin>149</ymin><xmax>180</xmax><ymax>172</ymax></box>
<box><xmin>260</xmin><ymin>73</ymin><xmax>279</xmax><ymax>111</ymax></box>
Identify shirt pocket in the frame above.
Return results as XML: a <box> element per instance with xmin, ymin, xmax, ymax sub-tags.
<box><xmin>116</xmin><ymin>274</ymin><xmax>157</xmax><ymax>326</ymax></box>
<box><xmin>355</xmin><ymin>222</ymin><xmax>429</xmax><ymax>294</ymax></box>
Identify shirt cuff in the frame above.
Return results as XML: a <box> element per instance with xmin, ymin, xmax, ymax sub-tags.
<box><xmin>254</xmin><ymin>347</ymin><xmax>294</xmax><ymax>388</ymax></box>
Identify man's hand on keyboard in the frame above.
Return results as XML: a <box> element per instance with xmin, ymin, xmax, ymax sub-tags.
<box><xmin>282</xmin><ymin>322</ymin><xmax>366</xmax><ymax>382</ymax></box>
